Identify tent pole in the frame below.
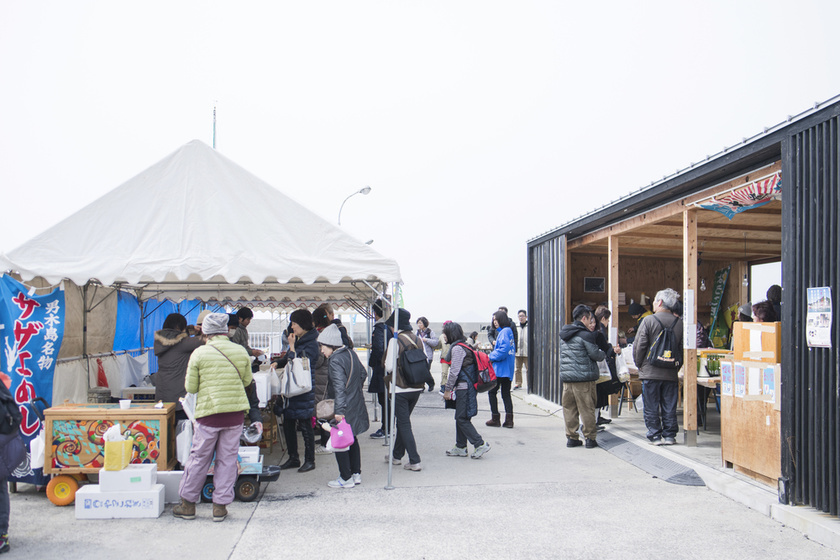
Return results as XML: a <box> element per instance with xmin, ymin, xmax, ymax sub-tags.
<box><xmin>385</xmin><ymin>282</ymin><xmax>400</xmax><ymax>490</ymax></box>
<box><xmin>83</xmin><ymin>282</ymin><xmax>90</xmax><ymax>390</ymax></box>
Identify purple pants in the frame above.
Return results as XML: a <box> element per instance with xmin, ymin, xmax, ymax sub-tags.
<box><xmin>179</xmin><ymin>422</ymin><xmax>242</xmax><ymax>505</ymax></box>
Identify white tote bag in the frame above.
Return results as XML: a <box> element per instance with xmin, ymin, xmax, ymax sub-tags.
<box><xmin>280</xmin><ymin>357</ymin><xmax>312</xmax><ymax>397</ymax></box>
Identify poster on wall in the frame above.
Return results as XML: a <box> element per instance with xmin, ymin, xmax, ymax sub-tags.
<box><xmin>0</xmin><ymin>274</ymin><xmax>65</xmax><ymax>484</ymax></box>
<box><xmin>763</xmin><ymin>365</ymin><xmax>777</xmax><ymax>403</ymax></box>
<box><xmin>720</xmin><ymin>361</ymin><xmax>733</xmax><ymax>396</ymax></box>
<box><xmin>806</xmin><ymin>287</ymin><xmax>832</xmax><ymax>348</ymax></box>
<box><xmin>733</xmin><ymin>363</ymin><xmax>746</xmax><ymax>398</ymax></box>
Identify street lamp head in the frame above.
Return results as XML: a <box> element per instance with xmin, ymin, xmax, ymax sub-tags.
<box><xmin>365</xmin><ymin>239</ymin><xmax>374</xmax><ymax>245</ymax></box>
<box><xmin>360</xmin><ymin>186</ymin><xmax>372</xmax><ymax>195</ymax></box>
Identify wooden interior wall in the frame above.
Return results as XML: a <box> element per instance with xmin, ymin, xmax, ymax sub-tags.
<box><xmin>569</xmin><ymin>252</ymin><xmax>749</xmax><ymax>334</ymax></box>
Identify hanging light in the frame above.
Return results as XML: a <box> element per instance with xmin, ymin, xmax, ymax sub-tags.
<box><xmin>742</xmin><ymin>233</ymin><xmax>749</xmax><ymax>287</ymax></box>
<box><xmin>700</xmin><ymin>278</ymin><xmax>707</xmax><ymax>291</ymax></box>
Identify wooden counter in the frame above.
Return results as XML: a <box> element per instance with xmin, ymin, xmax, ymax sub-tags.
<box><xmin>44</xmin><ymin>403</ymin><xmax>177</xmax><ymax>474</ymax></box>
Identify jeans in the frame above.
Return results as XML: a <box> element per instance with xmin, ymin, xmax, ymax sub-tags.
<box><xmin>334</xmin><ymin>439</ymin><xmax>361</xmax><ymax>481</ymax></box>
<box><xmin>179</xmin><ymin>422</ymin><xmax>242</xmax><ymax>505</ymax></box>
<box><xmin>0</xmin><ymin>477</ymin><xmax>8</xmax><ymax>535</ymax></box>
<box><xmin>455</xmin><ymin>389</ymin><xmax>483</xmax><ymax>448</ymax></box>
<box><xmin>488</xmin><ymin>377</ymin><xmax>513</xmax><ymax>414</ymax></box>
<box><xmin>642</xmin><ymin>379</ymin><xmax>680</xmax><ymax>440</ymax></box>
<box><xmin>392</xmin><ymin>391</ymin><xmax>421</xmax><ymax>465</ymax></box>
<box><xmin>283</xmin><ymin>417</ymin><xmax>315</xmax><ymax>463</ymax></box>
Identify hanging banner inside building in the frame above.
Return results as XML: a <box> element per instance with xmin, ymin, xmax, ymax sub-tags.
<box><xmin>0</xmin><ymin>274</ymin><xmax>65</xmax><ymax>439</ymax></box>
<box><xmin>806</xmin><ymin>287</ymin><xmax>832</xmax><ymax>348</ymax></box>
<box><xmin>708</xmin><ymin>266</ymin><xmax>730</xmax><ymax>347</ymax></box>
<box><xmin>699</xmin><ymin>172</ymin><xmax>781</xmax><ymax>220</ymax></box>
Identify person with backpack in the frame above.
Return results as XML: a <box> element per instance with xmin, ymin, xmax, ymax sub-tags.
<box><xmin>633</xmin><ymin>288</ymin><xmax>684</xmax><ymax>446</ymax></box>
<box><xmin>486</xmin><ymin>310</ymin><xmax>516</xmax><ymax>428</ymax></box>
<box><xmin>441</xmin><ymin>322</ymin><xmax>491</xmax><ymax>459</ymax></box>
<box><xmin>0</xmin><ymin>379</ymin><xmax>24</xmax><ymax>554</ymax></box>
<box><xmin>384</xmin><ymin>309</ymin><xmax>428</xmax><ymax>472</ymax></box>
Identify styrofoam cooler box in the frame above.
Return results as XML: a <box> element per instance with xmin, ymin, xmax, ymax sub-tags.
<box><xmin>238</xmin><ymin>447</ymin><xmax>260</xmax><ymax>464</ymax></box>
<box><xmin>99</xmin><ymin>464</ymin><xmax>157</xmax><ymax>492</ymax></box>
<box><xmin>75</xmin><ymin>484</ymin><xmax>165</xmax><ymax>519</ymax></box>
<box><xmin>252</xmin><ymin>372</ymin><xmax>270</xmax><ymax>407</ymax></box>
<box><xmin>156</xmin><ymin>471</ymin><xmax>184</xmax><ymax>504</ymax></box>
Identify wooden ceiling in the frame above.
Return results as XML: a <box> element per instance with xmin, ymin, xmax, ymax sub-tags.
<box><xmin>567</xmin><ymin>161</ymin><xmax>783</xmax><ymax>262</ymax></box>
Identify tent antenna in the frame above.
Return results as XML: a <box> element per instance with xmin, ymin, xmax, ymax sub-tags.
<box><xmin>212</xmin><ymin>102</ymin><xmax>217</xmax><ymax>149</ymax></box>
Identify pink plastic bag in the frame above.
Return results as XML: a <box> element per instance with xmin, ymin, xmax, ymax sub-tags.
<box><xmin>330</xmin><ymin>419</ymin><xmax>355</xmax><ymax>451</ymax></box>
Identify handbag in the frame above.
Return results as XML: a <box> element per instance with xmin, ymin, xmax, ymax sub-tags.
<box><xmin>329</xmin><ymin>418</ymin><xmax>355</xmax><ymax>451</ymax></box>
<box><xmin>316</xmin><ymin>351</ymin><xmax>355</xmax><ymax>420</ymax></box>
<box><xmin>279</xmin><ymin>357</ymin><xmax>312</xmax><ymax>397</ymax></box>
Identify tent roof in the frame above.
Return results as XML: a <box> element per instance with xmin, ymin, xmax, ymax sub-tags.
<box><xmin>0</xmin><ymin>140</ymin><xmax>400</xmax><ymax>303</ymax></box>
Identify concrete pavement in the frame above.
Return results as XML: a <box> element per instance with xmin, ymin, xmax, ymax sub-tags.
<box><xmin>7</xmin><ymin>377</ymin><xmax>840</xmax><ymax>559</ymax></box>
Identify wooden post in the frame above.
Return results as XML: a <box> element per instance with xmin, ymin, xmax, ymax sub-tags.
<box><xmin>683</xmin><ymin>209</ymin><xmax>698</xmax><ymax>446</ymax></box>
<box><xmin>608</xmin><ymin>235</ymin><xmax>620</xmax><ymax>416</ymax></box>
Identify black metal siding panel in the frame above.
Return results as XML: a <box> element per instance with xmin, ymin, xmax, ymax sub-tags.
<box><xmin>528</xmin><ymin>235</ymin><xmax>565</xmax><ymax>404</ymax></box>
<box><xmin>782</xmin><ymin>113</ymin><xmax>840</xmax><ymax>516</ymax></box>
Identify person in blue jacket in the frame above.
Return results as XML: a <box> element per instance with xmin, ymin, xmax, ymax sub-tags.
<box><xmin>486</xmin><ymin>310</ymin><xmax>516</xmax><ymax>428</ymax></box>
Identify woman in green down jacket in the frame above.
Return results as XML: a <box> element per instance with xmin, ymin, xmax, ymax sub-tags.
<box><xmin>173</xmin><ymin>313</ymin><xmax>251</xmax><ymax>523</ymax></box>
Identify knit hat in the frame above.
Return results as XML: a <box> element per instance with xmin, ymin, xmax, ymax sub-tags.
<box><xmin>385</xmin><ymin>308</ymin><xmax>412</xmax><ymax>332</ymax></box>
<box><xmin>202</xmin><ymin>313</ymin><xmax>229</xmax><ymax>335</ymax></box>
<box><xmin>196</xmin><ymin>310</ymin><xmax>212</xmax><ymax>326</ymax></box>
<box><xmin>317</xmin><ymin>324</ymin><xmax>343</xmax><ymax>347</ymax></box>
<box><xmin>628</xmin><ymin>302</ymin><xmax>646</xmax><ymax>317</ymax></box>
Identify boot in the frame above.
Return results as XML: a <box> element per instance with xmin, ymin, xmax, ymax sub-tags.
<box><xmin>485</xmin><ymin>414</ymin><xmax>501</xmax><ymax>427</ymax></box>
<box><xmin>502</xmin><ymin>413</ymin><xmax>514</xmax><ymax>428</ymax></box>
<box><xmin>279</xmin><ymin>456</ymin><xmax>301</xmax><ymax>470</ymax></box>
<box><xmin>298</xmin><ymin>461</ymin><xmax>315</xmax><ymax>473</ymax></box>
<box><xmin>173</xmin><ymin>499</ymin><xmax>196</xmax><ymax>520</ymax></box>
<box><xmin>212</xmin><ymin>503</ymin><xmax>227</xmax><ymax>522</ymax></box>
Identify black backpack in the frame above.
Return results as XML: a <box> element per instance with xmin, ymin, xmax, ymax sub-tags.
<box><xmin>397</xmin><ymin>334</ymin><xmax>432</xmax><ymax>388</ymax></box>
<box><xmin>645</xmin><ymin>315</ymin><xmax>683</xmax><ymax>369</ymax></box>
<box><xmin>0</xmin><ymin>383</ymin><xmax>22</xmax><ymax>435</ymax></box>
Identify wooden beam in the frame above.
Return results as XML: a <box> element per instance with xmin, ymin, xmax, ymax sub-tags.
<box><xmin>683</xmin><ymin>209</ymin><xmax>698</xmax><ymax>446</ymax></box>
<box><xmin>608</xmin><ymin>235</ymin><xmax>620</xmax><ymax>417</ymax></box>
<box><xmin>567</xmin><ymin>161</ymin><xmax>781</xmax><ymax>250</ymax></box>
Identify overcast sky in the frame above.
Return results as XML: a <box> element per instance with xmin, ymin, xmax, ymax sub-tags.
<box><xmin>1</xmin><ymin>1</ymin><xmax>839</xmax><ymax>322</ymax></box>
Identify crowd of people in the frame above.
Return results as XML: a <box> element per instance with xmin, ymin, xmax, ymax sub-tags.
<box><xmin>150</xmin><ymin>300</ymin><xmax>534</xmax><ymax>519</ymax></box>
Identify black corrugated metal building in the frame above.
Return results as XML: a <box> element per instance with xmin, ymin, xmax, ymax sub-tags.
<box><xmin>526</xmin><ymin>96</ymin><xmax>840</xmax><ymax>516</ymax></box>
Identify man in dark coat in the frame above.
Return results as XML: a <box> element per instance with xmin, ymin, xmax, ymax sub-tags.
<box><xmin>559</xmin><ymin>305</ymin><xmax>605</xmax><ymax>449</ymax></box>
<box><xmin>367</xmin><ymin>299</ymin><xmax>389</xmax><ymax>439</ymax></box>
<box><xmin>633</xmin><ymin>288</ymin><xmax>684</xmax><ymax>446</ymax></box>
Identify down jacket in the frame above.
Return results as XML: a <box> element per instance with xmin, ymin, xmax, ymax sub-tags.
<box><xmin>488</xmin><ymin>326</ymin><xmax>516</xmax><ymax>380</ymax></box>
<box><xmin>278</xmin><ymin>327</ymin><xmax>319</xmax><ymax>420</ymax></box>
<box><xmin>185</xmin><ymin>336</ymin><xmax>251</xmax><ymax>420</ymax></box>
<box><xmin>328</xmin><ymin>346</ymin><xmax>370</xmax><ymax>436</ymax></box>
<box><xmin>154</xmin><ymin>329</ymin><xmax>203</xmax><ymax>411</ymax></box>
<box><xmin>558</xmin><ymin>321</ymin><xmax>605</xmax><ymax>383</ymax></box>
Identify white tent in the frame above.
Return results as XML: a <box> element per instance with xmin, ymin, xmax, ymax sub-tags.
<box><xmin>0</xmin><ymin>140</ymin><xmax>401</xmax><ymax>307</ymax></box>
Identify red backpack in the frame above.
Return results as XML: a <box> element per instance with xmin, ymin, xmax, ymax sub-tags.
<box><xmin>457</xmin><ymin>343</ymin><xmax>497</xmax><ymax>392</ymax></box>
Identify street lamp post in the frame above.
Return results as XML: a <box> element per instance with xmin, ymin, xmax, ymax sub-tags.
<box><xmin>338</xmin><ymin>186</ymin><xmax>371</xmax><ymax>225</ymax></box>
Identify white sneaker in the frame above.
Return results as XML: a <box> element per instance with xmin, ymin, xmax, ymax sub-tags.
<box><xmin>403</xmin><ymin>462</ymin><xmax>422</xmax><ymax>471</ymax></box>
<box><xmin>327</xmin><ymin>477</ymin><xmax>354</xmax><ymax>489</ymax></box>
<box><xmin>471</xmin><ymin>441</ymin><xmax>491</xmax><ymax>459</ymax></box>
<box><xmin>314</xmin><ymin>445</ymin><xmax>333</xmax><ymax>455</ymax></box>
<box><xmin>446</xmin><ymin>446</ymin><xmax>468</xmax><ymax>457</ymax></box>
<box><xmin>352</xmin><ymin>473</ymin><xmax>361</xmax><ymax>485</ymax></box>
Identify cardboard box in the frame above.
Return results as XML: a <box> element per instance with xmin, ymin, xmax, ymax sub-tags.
<box><xmin>238</xmin><ymin>447</ymin><xmax>260</xmax><ymax>464</ymax></box>
<box><xmin>155</xmin><ymin>471</ymin><xmax>184</xmax><ymax>504</ymax></box>
<box><xmin>99</xmin><ymin>464</ymin><xmax>157</xmax><ymax>492</ymax></box>
<box><xmin>75</xmin><ymin>484</ymin><xmax>165</xmax><ymax>519</ymax></box>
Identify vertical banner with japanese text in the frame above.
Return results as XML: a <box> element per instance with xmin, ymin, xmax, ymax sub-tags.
<box><xmin>0</xmin><ymin>274</ymin><xmax>65</xmax><ymax>440</ymax></box>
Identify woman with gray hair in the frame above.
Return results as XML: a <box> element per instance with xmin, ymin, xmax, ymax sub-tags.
<box><xmin>174</xmin><ymin>313</ymin><xmax>252</xmax><ymax>522</ymax></box>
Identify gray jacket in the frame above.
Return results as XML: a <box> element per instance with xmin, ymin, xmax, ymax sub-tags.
<box><xmin>633</xmin><ymin>311</ymin><xmax>684</xmax><ymax>382</ymax></box>
<box><xmin>327</xmin><ymin>347</ymin><xmax>370</xmax><ymax>436</ymax></box>
<box><xmin>558</xmin><ymin>322</ymin><xmax>605</xmax><ymax>383</ymax></box>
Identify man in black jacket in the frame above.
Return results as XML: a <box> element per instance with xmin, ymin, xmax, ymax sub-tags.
<box><xmin>559</xmin><ymin>305</ymin><xmax>605</xmax><ymax>449</ymax></box>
